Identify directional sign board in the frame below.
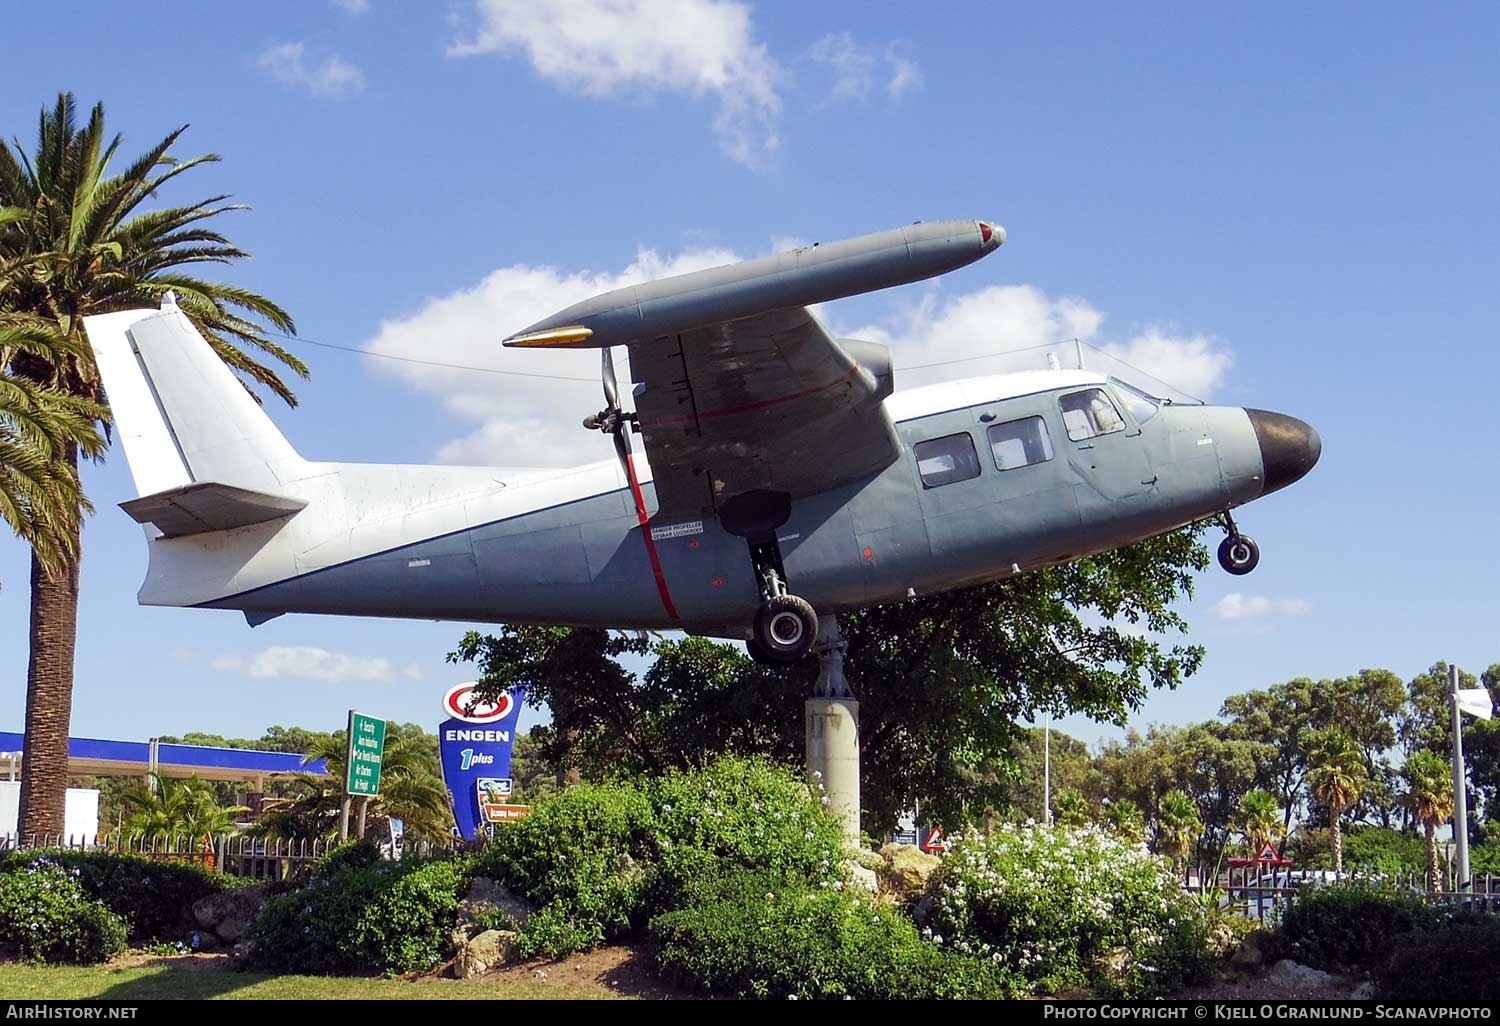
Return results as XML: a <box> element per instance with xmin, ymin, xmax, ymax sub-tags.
<box><xmin>345</xmin><ymin>711</ymin><xmax>387</xmax><ymax>797</ymax></box>
<box><xmin>1457</xmin><ymin>688</ymin><xmax>1494</xmax><ymax>721</ymax></box>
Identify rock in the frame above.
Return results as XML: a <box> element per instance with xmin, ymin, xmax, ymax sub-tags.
<box><xmin>1351</xmin><ymin>981</ymin><xmax>1377</xmax><ymax>1000</ymax></box>
<box><xmin>1094</xmin><ymin>946</ymin><xmax>1133</xmax><ymax>985</ymax></box>
<box><xmin>848</xmin><ymin>864</ymin><xmax>879</xmax><ymax>893</ymax></box>
<box><xmin>1230</xmin><ymin>929</ymin><xmax>1276</xmax><ymax>970</ymax></box>
<box><xmin>191</xmin><ymin>884</ymin><xmax>270</xmax><ymax>944</ymax></box>
<box><xmin>190</xmin><ymin>930</ymin><xmax>222</xmax><ymax>954</ymax></box>
<box><xmin>458</xmin><ymin>877</ymin><xmax>534</xmax><ymax>930</ymax></box>
<box><xmin>454</xmin><ymin>929</ymin><xmax>518</xmax><ymax>978</ymax></box>
<box><xmin>852</xmin><ymin>848</ymin><xmax>885</xmax><ymax>873</ymax></box>
<box><xmin>876</xmin><ymin>843</ymin><xmax>943</xmax><ymax>902</ymax></box>
<box><xmin>1266</xmin><ymin>959</ymin><xmax>1335</xmax><ymax>989</ymax></box>
<box><xmin>226</xmin><ymin>940</ymin><xmax>256</xmax><ymax>972</ymax></box>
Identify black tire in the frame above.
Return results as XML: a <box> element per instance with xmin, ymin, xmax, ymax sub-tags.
<box><xmin>745</xmin><ymin>637</ymin><xmax>779</xmax><ymax>666</ymax></box>
<box><xmin>1217</xmin><ymin>534</ymin><xmax>1260</xmax><ymax>575</ymax></box>
<box><xmin>752</xmin><ymin>594</ymin><xmax>819</xmax><ymax>662</ymax></box>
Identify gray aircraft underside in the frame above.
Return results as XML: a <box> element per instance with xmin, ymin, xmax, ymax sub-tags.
<box><xmin>82</xmin><ymin>218</ymin><xmax>1320</xmax><ymax>654</ymax></box>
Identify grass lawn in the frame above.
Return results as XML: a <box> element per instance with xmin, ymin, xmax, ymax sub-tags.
<box><xmin>0</xmin><ymin>962</ymin><xmax>624</xmax><ymax>1001</ymax></box>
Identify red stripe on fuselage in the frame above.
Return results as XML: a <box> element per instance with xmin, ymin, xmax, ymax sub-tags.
<box><xmin>624</xmin><ymin>453</ymin><xmax>679</xmax><ymax>621</ymax></box>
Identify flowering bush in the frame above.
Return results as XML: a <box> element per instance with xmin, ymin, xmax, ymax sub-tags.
<box><xmin>471</xmin><ymin>754</ymin><xmax>845</xmax><ymax>958</ymax></box>
<box><xmin>923</xmin><ymin>824</ymin><xmax>1210</xmax><ymax>997</ymax></box>
<box><xmin>249</xmin><ymin>855</ymin><xmax>472</xmax><ymax>975</ymax></box>
<box><xmin>0</xmin><ymin>848</ymin><xmax>229</xmax><ymax>942</ymax></box>
<box><xmin>650</xmin><ymin>871</ymin><xmax>1015</xmax><ymax>1000</ymax></box>
<box><xmin>0</xmin><ymin>861</ymin><xmax>127</xmax><ymax>964</ymax></box>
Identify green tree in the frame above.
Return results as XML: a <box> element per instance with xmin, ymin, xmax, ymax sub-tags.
<box><xmin>1235</xmin><ymin>789</ymin><xmax>1281</xmax><ymax>856</ymax></box>
<box><xmin>1156</xmin><ymin>789</ymin><xmax>1202</xmax><ymax>874</ymax></box>
<box><xmin>1308</xmin><ymin>730</ymin><xmax>1365</xmax><ymax>873</ymax></box>
<box><xmin>1</xmin><ymin>93</ymin><xmax>304</xmax><ymax>837</ymax></box>
<box><xmin>1053</xmin><ymin>787</ymin><xmax>1090</xmax><ymax>828</ymax></box>
<box><xmin>1403</xmin><ymin>750</ymin><xmax>1455</xmax><ymax>894</ymax></box>
<box><xmin>1104</xmin><ymin>797</ymin><xmax>1145</xmax><ymax>843</ymax></box>
<box><xmin>454</xmin><ymin>527</ymin><xmax>1211</xmax><ymax>833</ymax></box>
<box><xmin>0</xmin><ymin>314</ymin><xmax>103</xmax><ymax>584</ymax></box>
<box><xmin>117</xmin><ymin>773</ymin><xmax>247</xmax><ymax>840</ymax></box>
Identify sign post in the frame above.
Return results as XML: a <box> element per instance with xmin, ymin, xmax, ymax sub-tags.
<box><xmin>1449</xmin><ymin>665</ymin><xmax>1492</xmax><ymax>895</ymax></box>
<box><xmin>438</xmin><ymin>682</ymin><xmax>527</xmax><ymax>840</ymax></box>
<box><xmin>342</xmin><ymin>711</ymin><xmax>387</xmax><ymax>842</ymax></box>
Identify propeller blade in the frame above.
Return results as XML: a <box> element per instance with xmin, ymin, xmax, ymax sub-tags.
<box><xmin>602</xmin><ymin>347</ymin><xmax>619</xmax><ymax>409</ymax></box>
<box><xmin>613</xmin><ymin>422</ymin><xmax>632</xmax><ymax>470</ymax></box>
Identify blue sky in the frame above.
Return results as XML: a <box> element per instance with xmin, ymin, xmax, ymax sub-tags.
<box><xmin>0</xmin><ymin>1</ymin><xmax>1495</xmax><ymax>751</ymax></box>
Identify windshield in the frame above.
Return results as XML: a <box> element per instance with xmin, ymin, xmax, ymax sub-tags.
<box><xmin>1109</xmin><ymin>378</ymin><xmax>1162</xmax><ymax>425</ymax></box>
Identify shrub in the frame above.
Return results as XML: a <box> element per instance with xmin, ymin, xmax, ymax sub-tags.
<box><xmin>471</xmin><ymin>781</ymin><xmax>655</xmax><ymax>957</ymax></box>
<box><xmin>923</xmin><ymin>824</ymin><xmax>1211</xmax><ymax>997</ymax></box>
<box><xmin>313</xmin><ymin>837</ymin><xmax>385</xmax><ymax>878</ymax></box>
<box><xmin>0</xmin><ymin>849</ymin><xmax>227</xmax><ymax>942</ymax></box>
<box><xmin>643</xmin><ymin>756</ymin><xmax>846</xmax><ymax>912</ymax></box>
<box><xmin>650</xmin><ymin>872</ymin><xmax>1015</xmax><ymax>1000</ymax></box>
<box><xmin>1273</xmin><ymin>881</ymin><xmax>1437</xmax><ymax>972</ymax></box>
<box><xmin>1377</xmin><ymin>913</ymin><xmax>1500</xmax><ymax>1001</ymax></box>
<box><xmin>249</xmin><ymin>854</ymin><xmax>474</xmax><ymax>976</ymax></box>
<box><xmin>0</xmin><ymin>862</ymin><xmax>127</xmax><ymax>964</ymax></box>
<box><xmin>470</xmin><ymin>754</ymin><xmax>844</xmax><ymax>959</ymax></box>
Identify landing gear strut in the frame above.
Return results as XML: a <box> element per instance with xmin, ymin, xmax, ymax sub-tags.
<box><xmin>1216</xmin><ymin>510</ymin><xmax>1260</xmax><ymax>576</ymax></box>
<box><xmin>721</xmin><ymin>491</ymin><xmax>819</xmax><ymax>664</ymax></box>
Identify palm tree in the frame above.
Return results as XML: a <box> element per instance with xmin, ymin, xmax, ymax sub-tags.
<box><xmin>1053</xmin><ymin>787</ymin><xmax>1090</xmax><ymax>828</ymax></box>
<box><xmin>0</xmin><ymin>94</ymin><xmax>304</xmax><ymax>838</ymax></box>
<box><xmin>1157</xmin><ymin>789</ymin><xmax>1202</xmax><ymax>875</ymax></box>
<box><xmin>1235</xmin><ymin>789</ymin><xmax>1281</xmax><ymax>858</ymax></box>
<box><xmin>1403</xmin><ymin>750</ymin><xmax>1454</xmax><ymax>894</ymax></box>
<box><xmin>1104</xmin><ymin>797</ymin><xmax>1145</xmax><ymax>843</ymax></box>
<box><xmin>1309</xmin><ymin>730</ymin><xmax>1365</xmax><ymax>874</ymax></box>
<box><xmin>117</xmin><ymin>773</ymin><xmax>248</xmax><ymax>842</ymax></box>
<box><xmin>256</xmin><ymin>731</ymin><xmax>453</xmax><ymax>843</ymax></box>
<box><xmin>0</xmin><ymin>315</ymin><xmax>104</xmax><ymax>581</ymax></box>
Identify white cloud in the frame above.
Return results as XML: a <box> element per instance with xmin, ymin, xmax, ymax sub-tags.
<box><xmin>365</xmin><ymin>245</ymin><xmax>737</xmax><ymax>467</ymax></box>
<box><xmin>213</xmin><ymin>646</ymin><xmax>423</xmax><ymax>684</ymax></box>
<box><xmin>366</xmin><ymin>245</ymin><xmax>1234</xmax><ymax>468</ymax></box>
<box><xmin>842</xmin><ymin>283</ymin><xmax>1231</xmax><ymax>401</ymax></box>
<box><xmin>255</xmin><ymin>42</ymin><xmax>367</xmax><ymax>100</ymax></box>
<box><xmin>808</xmin><ymin>33</ymin><xmax>922</xmax><ymax>103</ymax></box>
<box><xmin>448</xmin><ymin>0</ymin><xmax>780</xmax><ymax>167</ymax></box>
<box><xmin>332</xmin><ymin>0</ymin><xmax>369</xmax><ymax>12</ymax></box>
<box><xmin>1212</xmin><ymin>593</ymin><xmax>1311</xmax><ymax>621</ymax></box>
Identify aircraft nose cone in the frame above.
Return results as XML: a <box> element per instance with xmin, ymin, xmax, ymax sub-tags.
<box><xmin>1246</xmin><ymin>409</ymin><xmax>1322</xmax><ymax>496</ymax></box>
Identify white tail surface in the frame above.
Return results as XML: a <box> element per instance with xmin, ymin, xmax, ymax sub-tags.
<box><xmin>84</xmin><ymin>305</ymin><xmax>307</xmax><ymax>521</ymax></box>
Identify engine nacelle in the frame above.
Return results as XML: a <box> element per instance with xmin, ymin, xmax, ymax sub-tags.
<box><xmin>838</xmin><ymin>338</ymin><xmax>894</xmax><ymax>402</ymax></box>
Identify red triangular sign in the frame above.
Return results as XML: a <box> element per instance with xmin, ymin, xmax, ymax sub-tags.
<box><xmin>922</xmin><ymin>827</ymin><xmax>948</xmax><ymax>853</ymax></box>
<box><xmin>1257</xmin><ymin>842</ymin><xmax>1280</xmax><ymax>863</ymax></box>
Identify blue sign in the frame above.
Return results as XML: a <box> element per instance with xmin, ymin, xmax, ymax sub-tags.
<box><xmin>438</xmin><ymin>681</ymin><xmax>525</xmax><ymax>840</ymax></box>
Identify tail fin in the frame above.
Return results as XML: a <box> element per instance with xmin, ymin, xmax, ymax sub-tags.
<box><xmin>84</xmin><ymin>300</ymin><xmax>307</xmax><ymax>537</ymax></box>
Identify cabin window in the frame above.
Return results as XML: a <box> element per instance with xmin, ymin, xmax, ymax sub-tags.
<box><xmin>914</xmin><ymin>432</ymin><xmax>980</xmax><ymax>488</ymax></box>
<box><xmin>1059</xmin><ymin>388</ymin><xmax>1127</xmax><ymax>441</ymax></box>
<box><xmin>987</xmin><ymin>416</ymin><xmax>1054</xmax><ymax>471</ymax></box>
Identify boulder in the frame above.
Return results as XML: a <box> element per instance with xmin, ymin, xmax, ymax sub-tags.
<box><xmin>1230</xmin><ymin>929</ymin><xmax>1277</xmax><ymax>970</ymax></box>
<box><xmin>1266</xmin><ymin>959</ymin><xmax>1335</xmax><ymax>990</ymax></box>
<box><xmin>848</xmin><ymin>864</ymin><xmax>879</xmax><ymax>893</ymax></box>
<box><xmin>226</xmin><ymin>940</ymin><xmax>256</xmax><ymax>972</ymax></box>
<box><xmin>876</xmin><ymin>842</ymin><xmax>942</xmax><ymax>902</ymax></box>
<box><xmin>192</xmin><ymin>884</ymin><xmax>270</xmax><ymax>944</ymax></box>
<box><xmin>458</xmin><ymin>877</ymin><xmax>534</xmax><ymax>930</ymax></box>
<box><xmin>454</xmin><ymin>929</ymin><xmax>518</xmax><ymax>978</ymax></box>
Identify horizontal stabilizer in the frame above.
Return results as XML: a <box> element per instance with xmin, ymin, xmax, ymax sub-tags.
<box><xmin>120</xmin><ymin>482</ymin><xmax>307</xmax><ymax>538</ymax></box>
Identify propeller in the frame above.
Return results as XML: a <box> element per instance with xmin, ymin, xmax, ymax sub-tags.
<box><xmin>584</xmin><ymin>346</ymin><xmax>638</xmax><ymax>477</ymax></box>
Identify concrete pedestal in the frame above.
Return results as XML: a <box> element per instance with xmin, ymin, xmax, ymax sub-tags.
<box><xmin>806</xmin><ymin>696</ymin><xmax>861</xmax><ymax>844</ymax></box>
<box><xmin>806</xmin><ymin>614</ymin><xmax>860</xmax><ymax>844</ymax></box>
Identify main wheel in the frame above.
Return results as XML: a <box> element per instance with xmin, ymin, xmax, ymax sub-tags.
<box><xmin>1217</xmin><ymin>534</ymin><xmax>1260</xmax><ymax>575</ymax></box>
<box><xmin>745</xmin><ymin>637</ymin><xmax>779</xmax><ymax>666</ymax></box>
<box><xmin>752</xmin><ymin>594</ymin><xmax>819</xmax><ymax>662</ymax></box>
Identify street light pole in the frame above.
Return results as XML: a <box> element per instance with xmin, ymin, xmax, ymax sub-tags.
<box><xmin>1451</xmin><ymin>664</ymin><xmax>1471</xmax><ymax>893</ymax></box>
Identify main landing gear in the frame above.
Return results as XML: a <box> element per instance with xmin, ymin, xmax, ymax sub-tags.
<box><xmin>722</xmin><ymin>490</ymin><xmax>819</xmax><ymax>665</ymax></box>
<box><xmin>1216</xmin><ymin>509</ymin><xmax>1260</xmax><ymax>576</ymax></box>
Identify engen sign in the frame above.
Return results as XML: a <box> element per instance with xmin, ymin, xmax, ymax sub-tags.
<box><xmin>438</xmin><ymin>682</ymin><xmax>526</xmax><ymax>840</ymax></box>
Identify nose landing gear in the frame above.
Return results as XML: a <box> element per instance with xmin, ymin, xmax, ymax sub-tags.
<box><xmin>1216</xmin><ymin>510</ymin><xmax>1260</xmax><ymax>576</ymax></box>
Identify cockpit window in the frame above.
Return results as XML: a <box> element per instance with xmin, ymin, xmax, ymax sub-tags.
<box><xmin>914</xmin><ymin>432</ymin><xmax>980</xmax><ymax>488</ymax></box>
<box><xmin>1059</xmin><ymin>388</ymin><xmax>1127</xmax><ymax>441</ymax></box>
<box><xmin>1109</xmin><ymin>378</ymin><xmax>1161</xmax><ymax>425</ymax></box>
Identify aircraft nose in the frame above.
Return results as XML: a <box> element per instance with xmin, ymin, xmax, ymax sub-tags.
<box><xmin>1246</xmin><ymin>409</ymin><xmax>1322</xmax><ymax>496</ymax></box>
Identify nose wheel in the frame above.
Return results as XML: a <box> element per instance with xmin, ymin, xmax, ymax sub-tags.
<box><xmin>753</xmin><ymin>592</ymin><xmax>819</xmax><ymax>663</ymax></box>
<box><xmin>1216</xmin><ymin>511</ymin><xmax>1260</xmax><ymax>575</ymax></box>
